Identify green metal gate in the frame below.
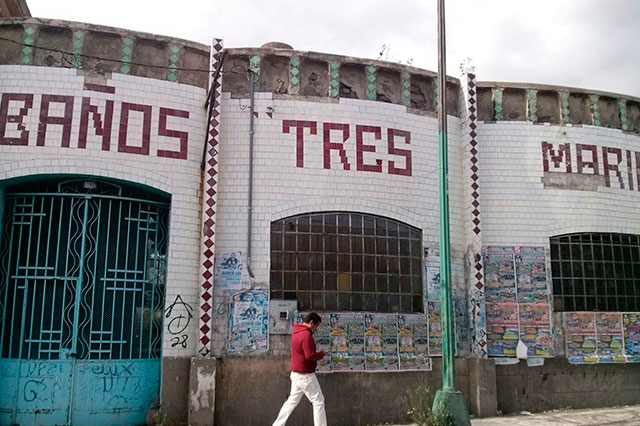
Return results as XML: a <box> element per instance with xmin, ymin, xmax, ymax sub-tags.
<box><xmin>0</xmin><ymin>178</ymin><xmax>169</xmax><ymax>426</ymax></box>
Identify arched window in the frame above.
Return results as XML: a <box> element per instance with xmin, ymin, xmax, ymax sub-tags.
<box><xmin>551</xmin><ymin>233</ymin><xmax>640</xmax><ymax>312</ymax></box>
<box><xmin>270</xmin><ymin>212</ymin><xmax>423</xmax><ymax>313</ymax></box>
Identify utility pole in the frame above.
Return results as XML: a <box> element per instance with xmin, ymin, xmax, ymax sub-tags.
<box><xmin>431</xmin><ymin>0</ymin><xmax>472</xmax><ymax>424</ymax></box>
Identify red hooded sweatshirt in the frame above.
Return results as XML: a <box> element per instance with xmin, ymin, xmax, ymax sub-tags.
<box><xmin>290</xmin><ymin>323</ymin><xmax>325</xmax><ymax>373</ymax></box>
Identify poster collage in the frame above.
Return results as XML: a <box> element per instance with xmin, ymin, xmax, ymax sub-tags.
<box><xmin>564</xmin><ymin>312</ymin><xmax>640</xmax><ymax>363</ymax></box>
<box><xmin>295</xmin><ymin>312</ymin><xmax>432</xmax><ymax>372</ymax></box>
<box><xmin>483</xmin><ymin>246</ymin><xmax>553</xmax><ymax>358</ymax></box>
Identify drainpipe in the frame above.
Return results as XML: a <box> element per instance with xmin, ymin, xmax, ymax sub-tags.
<box><xmin>246</xmin><ymin>70</ymin><xmax>257</xmax><ymax>279</ymax></box>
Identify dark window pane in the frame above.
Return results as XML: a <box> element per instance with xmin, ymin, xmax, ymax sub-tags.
<box><xmin>283</xmin><ymin>253</ymin><xmax>295</xmax><ymax>270</ymax></box>
<box><xmin>298</xmin><ymin>253</ymin><xmax>310</xmax><ymax>270</ymax></box>
<box><xmin>411</xmin><ymin>239</ymin><xmax>421</xmax><ymax>257</ymax></box>
<box><xmin>298</xmin><ymin>216</ymin><xmax>310</xmax><ymax>233</ymax></box>
<box><xmin>376</xmin><ymin>275</ymin><xmax>388</xmax><ymax>293</ymax></box>
<box><xmin>363</xmin><ymin>216</ymin><xmax>375</xmax><ymax>235</ymax></box>
<box><xmin>388</xmin><ymin>222</ymin><xmax>398</xmax><ymax>237</ymax></box>
<box><xmin>363</xmin><ymin>293</ymin><xmax>376</xmax><ymax>311</ymax></box>
<box><xmin>352</xmin><ymin>255</ymin><xmax>363</xmax><ymax>273</ymax></box>
<box><xmin>351</xmin><ymin>236</ymin><xmax>363</xmax><ymax>254</ymax></box>
<box><xmin>311</xmin><ymin>292</ymin><xmax>324</xmax><ymax>310</ymax></box>
<box><xmin>376</xmin><ymin>256</ymin><xmax>388</xmax><ymax>274</ymax></box>
<box><xmin>311</xmin><ymin>234</ymin><xmax>323</xmax><ymax>251</ymax></box>
<box><xmin>311</xmin><ymin>273</ymin><xmax>324</xmax><ymax>290</ymax></box>
<box><xmin>272</xmin><ymin>221</ymin><xmax>284</xmax><ymax>232</ymax></box>
<box><xmin>271</xmin><ymin>233</ymin><xmax>283</xmax><ymax>250</ymax></box>
<box><xmin>298</xmin><ymin>272</ymin><xmax>310</xmax><ymax>290</ymax></box>
<box><xmin>284</xmin><ymin>272</ymin><xmax>296</xmax><ymax>290</ymax></box>
<box><xmin>400</xmin><ymin>258</ymin><xmax>411</xmax><ymax>275</ymax></box>
<box><xmin>389</xmin><ymin>275</ymin><xmax>400</xmax><ymax>293</ymax></box>
<box><xmin>389</xmin><ymin>295</ymin><xmax>400</xmax><ymax>311</ymax></box>
<box><xmin>338</xmin><ymin>293</ymin><xmax>351</xmax><ymax>310</ymax></box>
<box><xmin>284</xmin><ymin>233</ymin><xmax>296</xmax><ymax>251</ymax></box>
<box><xmin>351</xmin><ymin>215</ymin><xmax>362</xmax><ymax>234</ymax></box>
<box><xmin>310</xmin><ymin>253</ymin><xmax>323</xmax><ymax>271</ymax></box>
<box><xmin>376</xmin><ymin>238</ymin><xmax>387</xmax><ymax>255</ymax></box>
<box><xmin>351</xmin><ymin>293</ymin><xmax>363</xmax><ymax>311</ymax></box>
<box><xmin>324</xmin><ymin>214</ymin><xmax>337</xmax><ymax>234</ymax></box>
<box><xmin>325</xmin><ymin>273</ymin><xmax>337</xmax><ymax>291</ymax></box>
<box><xmin>311</xmin><ymin>215</ymin><xmax>323</xmax><ymax>233</ymax></box>
<box><xmin>388</xmin><ymin>257</ymin><xmax>400</xmax><ymax>274</ymax></box>
<box><xmin>364</xmin><ymin>237</ymin><xmax>375</xmax><ymax>254</ymax></box>
<box><xmin>325</xmin><ymin>235</ymin><xmax>337</xmax><ymax>253</ymax></box>
<box><xmin>338</xmin><ymin>236</ymin><xmax>350</xmax><ymax>253</ymax></box>
<box><xmin>400</xmin><ymin>276</ymin><xmax>412</xmax><ymax>294</ymax></box>
<box><xmin>352</xmin><ymin>274</ymin><xmax>363</xmax><ymax>292</ymax></box>
<box><xmin>271</xmin><ymin>252</ymin><xmax>283</xmax><ymax>270</ymax></box>
<box><xmin>364</xmin><ymin>256</ymin><xmax>375</xmax><ymax>272</ymax></box>
<box><xmin>388</xmin><ymin>239</ymin><xmax>399</xmax><ymax>256</ymax></box>
<box><xmin>400</xmin><ymin>240</ymin><xmax>410</xmax><ymax>257</ymax></box>
<box><xmin>376</xmin><ymin>293</ymin><xmax>389</xmax><ymax>311</ymax></box>
<box><xmin>338</xmin><ymin>255</ymin><xmax>350</xmax><ymax>272</ymax></box>
<box><xmin>298</xmin><ymin>292</ymin><xmax>311</xmax><ymax>311</ymax></box>
<box><xmin>411</xmin><ymin>258</ymin><xmax>422</xmax><ymax>276</ymax></box>
<box><xmin>325</xmin><ymin>292</ymin><xmax>337</xmax><ymax>310</ymax></box>
<box><xmin>298</xmin><ymin>234</ymin><xmax>310</xmax><ymax>251</ymax></box>
<box><xmin>375</xmin><ymin>218</ymin><xmax>387</xmax><ymax>236</ymax></box>
<box><xmin>271</xmin><ymin>272</ymin><xmax>282</xmax><ymax>290</ymax></box>
<box><xmin>338</xmin><ymin>214</ymin><xmax>349</xmax><ymax>234</ymax></box>
<box><xmin>400</xmin><ymin>295</ymin><xmax>412</xmax><ymax>312</ymax></box>
<box><xmin>364</xmin><ymin>275</ymin><xmax>376</xmax><ymax>292</ymax></box>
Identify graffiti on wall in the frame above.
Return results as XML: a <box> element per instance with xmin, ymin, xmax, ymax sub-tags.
<box><xmin>164</xmin><ymin>295</ymin><xmax>194</xmax><ymax>349</ymax></box>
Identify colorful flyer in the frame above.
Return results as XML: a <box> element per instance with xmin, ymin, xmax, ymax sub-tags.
<box><xmin>515</xmin><ymin>247</ymin><xmax>549</xmax><ymax>304</ymax></box>
<box><xmin>364</xmin><ymin>314</ymin><xmax>398</xmax><ymax>371</ymax></box>
<box><xmin>596</xmin><ymin>312</ymin><xmax>625</xmax><ymax>362</ymax></box>
<box><xmin>295</xmin><ymin>312</ymin><xmax>331</xmax><ymax>371</ymax></box>
<box><xmin>329</xmin><ymin>313</ymin><xmax>364</xmax><ymax>371</ymax></box>
<box><xmin>427</xmin><ymin>301</ymin><xmax>442</xmax><ymax>356</ymax></box>
<box><xmin>214</xmin><ymin>251</ymin><xmax>243</xmax><ymax>289</ymax></box>
<box><xmin>564</xmin><ymin>312</ymin><xmax>597</xmax><ymax>363</ymax></box>
<box><xmin>398</xmin><ymin>314</ymin><xmax>430</xmax><ymax>370</ymax></box>
<box><xmin>228</xmin><ymin>290</ymin><xmax>269</xmax><ymax>353</ymax></box>
<box><xmin>483</xmin><ymin>246</ymin><xmax>517</xmax><ymax>303</ymax></box>
<box><xmin>623</xmin><ymin>313</ymin><xmax>640</xmax><ymax>362</ymax></box>
<box><xmin>425</xmin><ymin>265</ymin><xmax>441</xmax><ymax>301</ymax></box>
<box><xmin>486</xmin><ymin>302</ymin><xmax>519</xmax><ymax>356</ymax></box>
<box><xmin>518</xmin><ymin>303</ymin><xmax>552</xmax><ymax>357</ymax></box>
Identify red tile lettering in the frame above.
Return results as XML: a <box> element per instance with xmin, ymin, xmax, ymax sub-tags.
<box><xmin>323</xmin><ymin>122</ymin><xmax>350</xmax><ymax>170</ymax></box>
<box><xmin>283</xmin><ymin>120</ymin><xmax>317</xmax><ymax>167</ymax></box>
<box><xmin>157</xmin><ymin>107</ymin><xmax>190</xmax><ymax>159</ymax></box>
<box><xmin>0</xmin><ymin>93</ymin><xmax>33</xmax><ymax>146</ymax></box>
<box><xmin>118</xmin><ymin>102</ymin><xmax>152</xmax><ymax>155</ymax></box>
<box><xmin>37</xmin><ymin>95</ymin><xmax>73</xmax><ymax>147</ymax></box>
<box><xmin>79</xmin><ymin>97</ymin><xmax>113</xmax><ymax>150</ymax></box>
<box><xmin>356</xmin><ymin>125</ymin><xmax>383</xmax><ymax>173</ymax></box>
<box><xmin>388</xmin><ymin>128</ymin><xmax>412</xmax><ymax>176</ymax></box>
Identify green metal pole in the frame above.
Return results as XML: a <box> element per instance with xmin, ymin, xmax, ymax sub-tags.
<box><xmin>432</xmin><ymin>0</ymin><xmax>471</xmax><ymax>424</ymax></box>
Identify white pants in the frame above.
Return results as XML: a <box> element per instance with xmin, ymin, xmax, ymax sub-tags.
<box><xmin>273</xmin><ymin>371</ymin><xmax>327</xmax><ymax>426</ymax></box>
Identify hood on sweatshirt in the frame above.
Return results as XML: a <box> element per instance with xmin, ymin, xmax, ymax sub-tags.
<box><xmin>292</xmin><ymin>323</ymin><xmax>312</xmax><ymax>335</ymax></box>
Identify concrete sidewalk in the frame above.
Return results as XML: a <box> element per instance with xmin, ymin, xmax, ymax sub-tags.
<box><xmin>374</xmin><ymin>404</ymin><xmax>640</xmax><ymax>425</ymax></box>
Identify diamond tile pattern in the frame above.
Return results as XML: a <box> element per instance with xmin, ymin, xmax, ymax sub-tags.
<box><xmin>402</xmin><ymin>72</ymin><xmax>411</xmax><ymax>107</ymax></box>
<box><xmin>71</xmin><ymin>29</ymin><xmax>84</xmax><ymax>68</ymax></box>
<box><xmin>168</xmin><ymin>45</ymin><xmax>180</xmax><ymax>82</ymax></box>
<box><xmin>366</xmin><ymin>65</ymin><xmax>376</xmax><ymax>100</ymax></box>
<box><xmin>527</xmin><ymin>89</ymin><xmax>537</xmax><ymax>122</ymax></box>
<box><xmin>199</xmin><ymin>38</ymin><xmax>224</xmax><ymax>357</ymax></box>
<box><xmin>467</xmin><ymin>73</ymin><xmax>487</xmax><ymax>358</ymax></box>
<box><xmin>590</xmin><ymin>94</ymin><xmax>600</xmax><ymax>126</ymax></box>
<box><xmin>619</xmin><ymin>99</ymin><xmax>628</xmax><ymax>131</ymax></box>
<box><xmin>329</xmin><ymin>61</ymin><xmax>339</xmax><ymax>98</ymax></box>
<box><xmin>560</xmin><ymin>92</ymin><xmax>570</xmax><ymax>124</ymax></box>
<box><xmin>289</xmin><ymin>57</ymin><xmax>300</xmax><ymax>88</ymax></box>
<box><xmin>250</xmin><ymin>56</ymin><xmax>260</xmax><ymax>91</ymax></box>
<box><xmin>492</xmin><ymin>88</ymin><xmax>503</xmax><ymax>121</ymax></box>
<box><xmin>21</xmin><ymin>26</ymin><xmax>35</xmax><ymax>65</ymax></box>
<box><xmin>121</xmin><ymin>37</ymin><xmax>133</xmax><ymax>74</ymax></box>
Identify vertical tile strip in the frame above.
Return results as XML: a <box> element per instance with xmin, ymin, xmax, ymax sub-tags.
<box><xmin>289</xmin><ymin>57</ymin><xmax>300</xmax><ymax>94</ymax></box>
<box><xmin>21</xmin><ymin>26</ymin><xmax>35</xmax><ymax>65</ymax></box>
<box><xmin>466</xmin><ymin>73</ymin><xmax>487</xmax><ymax>358</ymax></box>
<box><xmin>619</xmin><ymin>99</ymin><xmax>628</xmax><ymax>131</ymax></box>
<box><xmin>168</xmin><ymin>45</ymin><xmax>180</xmax><ymax>82</ymax></box>
<box><xmin>249</xmin><ymin>56</ymin><xmax>260</xmax><ymax>92</ymax></box>
<box><xmin>366</xmin><ymin>65</ymin><xmax>376</xmax><ymax>100</ymax></box>
<box><xmin>71</xmin><ymin>29</ymin><xmax>84</xmax><ymax>68</ymax></box>
<box><xmin>434</xmin><ymin>77</ymin><xmax>439</xmax><ymax>112</ymax></box>
<box><xmin>329</xmin><ymin>61</ymin><xmax>339</xmax><ymax>98</ymax></box>
<box><xmin>199</xmin><ymin>38</ymin><xmax>224</xmax><ymax>357</ymax></box>
<box><xmin>402</xmin><ymin>72</ymin><xmax>411</xmax><ymax>107</ymax></box>
<box><xmin>121</xmin><ymin>37</ymin><xmax>133</xmax><ymax>74</ymax></box>
<box><xmin>560</xmin><ymin>92</ymin><xmax>570</xmax><ymax>124</ymax></box>
<box><xmin>492</xmin><ymin>88</ymin><xmax>503</xmax><ymax>121</ymax></box>
<box><xmin>527</xmin><ymin>89</ymin><xmax>537</xmax><ymax>123</ymax></box>
<box><xmin>590</xmin><ymin>94</ymin><xmax>600</xmax><ymax>126</ymax></box>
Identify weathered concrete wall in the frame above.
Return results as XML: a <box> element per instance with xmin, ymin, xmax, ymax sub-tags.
<box><xmin>161</xmin><ymin>357</ymin><xmax>191</xmax><ymax>424</ymax></box>
<box><xmin>476</xmin><ymin>81</ymin><xmax>640</xmax><ymax>134</ymax></box>
<box><xmin>222</xmin><ymin>48</ymin><xmax>460</xmax><ymax>116</ymax></box>
<box><xmin>496</xmin><ymin>359</ymin><xmax>640</xmax><ymax>413</ymax></box>
<box><xmin>0</xmin><ymin>18</ymin><xmax>210</xmax><ymax>88</ymax></box>
<box><xmin>213</xmin><ymin>357</ymin><xmax>496</xmax><ymax>426</ymax></box>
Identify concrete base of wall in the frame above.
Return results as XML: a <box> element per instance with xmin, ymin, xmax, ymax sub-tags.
<box><xmin>213</xmin><ymin>357</ymin><xmax>496</xmax><ymax>426</ymax></box>
<box><xmin>160</xmin><ymin>357</ymin><xmax>191</xmax><ymax>424</ymax></box>
<box><xmin>496</xmin><ymin>358</ymin><xmax>640</xmax><ymax>413</ymax></box>
<box><xmin>188</xmin><ymin>357</ymin><xmax>216</xmax><ymax>426</ymax></box>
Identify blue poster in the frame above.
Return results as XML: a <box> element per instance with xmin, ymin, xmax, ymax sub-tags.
<box><xmin>215</xmin><ymin>251</ymin><xmax>243</xmax><ymax>289</ymax></box>
<box><xmin>228</xmin><ymin>290</ymin><xmax>269</xmax><ymax>353</ymax></box>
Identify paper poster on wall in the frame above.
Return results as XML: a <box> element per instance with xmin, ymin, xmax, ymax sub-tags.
<box><xmin>364</xmin><ymin>313</ymin><xmax>399</xmax><ymax>371</ymax></box>
<box><xmin>486</xmin><ymin>302</ymin><xmax>519</xmax><ymax>356</ymax></box>
<box><xmin>483</xmin><ymin>246</ymin><xmax>516</xmax><ymax>302</ymax></box>
<box><xmin>623</xmin><ymin>313</ymin><xmax>640</xmax><ymax>362</ymax></box>
<box><xmin>425</xmin><ymin>265</ymin><xmax>441</xmax><ymax>301</ymax></box>
<box><xmin>398</xmin><ymin>314</ymin><xmax>431</xmax><ymax>370</ymax></box>
<box><xmin>228</xmin><ymin>290</ymin><xmax>269</xmax><ymax>353</ymax></box>
<box><xmin>295</xmin><ymin>311</ymin><xmax>331</xmax><ymax>372</ymax></box>
<box><xmin>564</xmin><ymin>312</ymin><xmax>597</xmax><ymax>363</ymax></box>
<box><xmin>454</xmin><ymin>297</ymin><xmax>469</xmax><ymax>354</ymax></box>
<box><xmin>330</xmin><ymin>313</ymin><xmax>365</xmax><ymax>371</ymax></box>
<box><xmin>215</xmin><ymin>251</ymin><xmax>243</xmax><ymax>289</ymax></box>
<box><xmin>515</xmin><ymin>247</ymin><xmax>549</xmax><ymax>304</ymax></box>
<box><xmin>596</xmin><ymin>312</ymin><xmax>625</xmax><ymax>362</ymax></box>
<box><xmin>518</xmin><ymin>303</ymin><xmax>552</xmax><ymax>357</ymax></box>
<box><xmin>427</xmin><ymin>301</ymin><xmax>442</xmax><ymax>356</ymax></box>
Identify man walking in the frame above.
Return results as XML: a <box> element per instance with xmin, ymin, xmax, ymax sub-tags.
<box><xmin>273</xmin><ymin>312</ymin><xmax>327</xmax><ymax>426</ymax></box>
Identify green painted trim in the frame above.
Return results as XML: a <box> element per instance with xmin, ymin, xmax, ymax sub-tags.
<box><xmin>329</xmin><ymin>61</ymin><xmax>339</xmax><ymax>98</ymax></box>
<box><xmin>402</xmin><ymin>72</ymin><xmax>411</xmax><ymax>107</ymax></box>
<box><xmin>250</xmin><ymin>56</ymin><xmax>261</xmax><ymax>91</ymax></box>
<box><xmin>289</xmin><ymin>57</ymin><xmax>300</xmax><ymax>88</ymax></box>
<box><xmin>560</xmin><ymin>92</ymin><xmax>570</xmax><ymax>124</ymax></box>
<box><xmin>492</xmin><ymin>88</ymin><xmax>503</xmax><ymax>121</ymax></box>
<box><xmin>121</xmin><ymin>37</ymin><xmax>134</xmax><ymax>74</ymax></box>
<box><xmin>366</xmin><ymin>65</ymin><xmax>376</xmax><ymax>100</ymax></box>
<box><xmin>618</xmin><ymin>99</ymin><xmax>628</xmax><ymax>131</ymax></box>
<box><xmin>527</xmin><ymin>89</ymin><xmax>537</xmax><ymax>122</ymax></box>
<box><xmin>168</xmin><ymin>44</ymin><xmax>180</xmax><ymax>82</ymax></box>
<box><xmin>21</xmin><ymin>26</ymin><xmax>35</xmax><ymax>65</ymax></box>
<box><xmin>590</xmin><ymin>94</ymin><xmax>600</xmax><ymax>126</ymax></box>
<box><xmin>71</xmin><ymin>29</ymin><xmax>84</xmax><ymax>68</ymax></box>
<box><xmin>434</xmin><ymin>78</ymin><xmax>439</xmax><ymax>113</ymax></box>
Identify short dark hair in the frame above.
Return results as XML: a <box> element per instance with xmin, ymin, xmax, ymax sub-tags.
<box><xmin>303</xmin><ymin>312</ymin><xmax>321</xmax><ymax>325</ymax></box>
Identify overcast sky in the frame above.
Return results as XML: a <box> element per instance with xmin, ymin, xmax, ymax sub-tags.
<box><xmin>28</xmin><ymin>0</ymin><xmax>640</xmax><ymax>97</ymax></box>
